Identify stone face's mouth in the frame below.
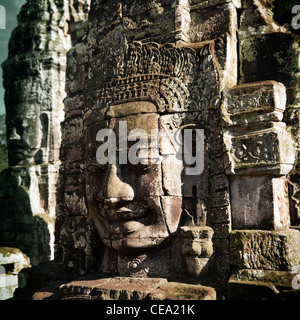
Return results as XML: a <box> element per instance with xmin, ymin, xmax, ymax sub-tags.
<box><xmin>110</xmin><ymin>220</ymin><xmax>145</xmax><ymax>235</ymax></box>
<box><xmin>8</xmin><ymin>142</ymin><xmax>26</xmax><ymax>151</ymax></box>
<box><xmin>96</xmin><ymin>199</ymin><xmax>149</xmax><ymax>221</ymax></box>
<box><xmin>91</xmin><ymin>197</ymin><xmax>168</xmax><ymax>242</ymax></box>
<box><xmin>108</xmin><ymin>206</ymin><xmax>151</xmax><ymax>237</ymax></box>
<box><xmin>92</xmin><ymin>202</ymin><xmax>151</xmax><ymax>237</ymax></box>
<box><xmin>115</xmin><ymin>207</ymin><xmax>146</xmax><ymax>220</ymax></box>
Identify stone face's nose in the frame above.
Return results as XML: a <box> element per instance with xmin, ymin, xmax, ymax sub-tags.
<box><xmin>9</xmin><ymin>127</ymin><xmax>21</xmax><ymax>141</ymax></box>
<box><xmin>98</xmin><ymin>164</ymin><xmax>134</xmax><ymax>203</ymax></box>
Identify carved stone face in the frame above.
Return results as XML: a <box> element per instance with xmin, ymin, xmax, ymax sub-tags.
<box><xmin>85</xmin><ymin>102</ymin><xmax>184</xmax><ymax>254</ymax></box>
<box><xmin>7</xmin><ymin>104</ymin><xmax>42</xmax><ymax>166</ymax></box>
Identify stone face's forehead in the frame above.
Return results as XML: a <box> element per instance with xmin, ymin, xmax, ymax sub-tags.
<box><xmin>85</xmin><ymin>113</ymin><xmax>166</xmax><ymax>160</ymax></box>
<box><xmin>85</xmin><ymin>106</ymin><xmax>159</xmax><ymax>138</ymax></box>
<box><xmin>85</xmin><ymin>102</ymin><xmax>160</xmax><ymax>153</ymax></box>
<box><xmin>107</xmin><ymin>101</ymin><xmax>157</xmax><ymax>118</ymax></box>
<box><xmin>113</xmin><ymin>113</ymin><xmax>159</xmax><ymax>134</ymax></box>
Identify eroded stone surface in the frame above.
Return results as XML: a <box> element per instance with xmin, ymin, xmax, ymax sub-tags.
<box><xmin>230</xmin><ymin>229</ymin><xmax>300</xmax><ymax>270</ymax></box>
<box><xmin>230</xmin><ymin>175</ymin><xmax>290</xmax><ymax>230</ymax></box>
<box><xmin>180</xmin><ymin>226</ymin><xmax>214</xmax><ymax>278</ymax></box>
<box><xmin>56</xmin><ymin>276</ymin><xmax>216</xmax><ymax>300</ymax></box>
<box><xmin>0</xmin><ymin>247</ymin><xmax>30</xmax><ymax>300</ymax></box>
<box><xmin>54</xmin><ymin>0</ymin><xmax>300</xmax><ymax>295</ymax></box>
<box><xmin>0</xmin><ymin>0</ymin><xmax>90</xmax><ymax>267</ymax></box>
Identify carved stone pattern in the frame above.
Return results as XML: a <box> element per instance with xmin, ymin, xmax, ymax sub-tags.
<box><xmin>118</xmin><ymin>249</ymin><xmax>170</xmax><ymax>278</ymax></box>
<box><xmin>91</xmin><ymin>41</ymin><xmax>219</xmax><ymax>113</ymax></box>
<box><xmin>227</xmin><ymin>90</ymin><xmax>274</xmax><ymax>115</ymax></box>
<box><xmin>95</xmin><ymin>74</ymin><xmax>190</xmax><ymax>113</ymax></box>
<box><xmin>230</xmin><ymin>131</ymin><xmax>279</xmax><ymax>168</ymax></box>
<box><xmin>124</xmin><ymin>42</ymin><xmax>196</xmax><ymax>80</ymax></box>
<box><xmin>214</xmin><ymin>33</ymin><xmax>228</xmax><ymax>70</ymax></box>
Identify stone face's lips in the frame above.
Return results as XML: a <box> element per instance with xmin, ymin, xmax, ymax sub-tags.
<box><xmin>8</xmin><ymin>142</ymin><xmax>27</xmax><ymax>152</ymax></box>
<box><xmin>96</xmin><ymin>201</ymin><xmax>149</xmax><ymax>222</ymax></box>
<box><xmin>108</xmin><ymin>207</ymin><xmax>151</xmax><ymax>236</ymax></box>
<box><xmin>110</xmin><ymin>220</ymin><xmax>145</xmax><ymax>235</ymax></box>
<box><xmin>115</xmin><ymin>207</ymin><xmax>146</xmax><ymax>220</ymax></box>
<box><xmin>93</xmin><ymin>203</ymin><xmax>151</xmax><ymax>236</ymax></box>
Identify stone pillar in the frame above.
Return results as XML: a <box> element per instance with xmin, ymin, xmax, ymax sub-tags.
<box><xmin>222</xmin><ymin>79</ymin><xmax>299</xmax><ymax>298</ymax></box>
<box><xmin>0</xmin><ymin>0</ymin><xmax>74</xmax><ymax>266</ymax></box>
<box><xmin>223</xmin><ymin>81</ymin><xmax>295</xmax><ymax>230</ymax></box>
<box><xmin>238</xmin><ymin>0</ymin><xmax>300</xmax><ymax>228</ymax></box>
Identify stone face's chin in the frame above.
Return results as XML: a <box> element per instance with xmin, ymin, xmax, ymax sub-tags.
<box><xmin>91</xmin><ymin>206</ymin><xmax>170</xmax><ymax>253</ymax></box>
<box><xmin>8</xmin><ymin>148</ymin><xmax>38</xmax><ymax>166</ymax></box>
<box><xmin>100</xmin><ymin>230</ymin><xmax>169</xmax><ymax>254</ymax></box>
<box><xmin>107</xmin><ymin>232</ymin><xmax>169</xmax><ymax>253</ymax></box>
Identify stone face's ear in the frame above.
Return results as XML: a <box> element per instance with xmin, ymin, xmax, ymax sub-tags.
<box><xmin>0</xmin><ymin>265</ymin><xmax>5</xmax><ymax>275</ymax></box>
<box><xmin>180</xmin><ymin>226</ymin><xmax>214</xmax><ymax>279</ymax></box>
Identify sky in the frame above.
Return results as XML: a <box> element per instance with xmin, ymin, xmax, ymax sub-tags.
<box><xmin>0</xmin><ymin>0</ymin><xmax>26</xmax><ymax>114</ymax></box>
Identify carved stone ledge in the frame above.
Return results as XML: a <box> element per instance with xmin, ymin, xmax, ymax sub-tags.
<box><xmin>227</xmin><ymin>229</ymin><xmax>300</xmax><ymax>299</ymax></box>
<box><xmin>222</xmin><ymin>81</ymin><xmax>295</xmax><ymax>176</ymax></box>
<box><xmin>227</xmin><ymin>269</ymin><xmax>300</xmax><ymax>300</ymax></box>
<box><xmin>230</xmin><ymin>229</ymin><xmax>300</xmax><ymax>271</ymax></box>
<box><xmin>223</xmin><ymin>124</ymin><xmax>295</xmax><ymax>175</ymax></box>
<box><xmin>222</xmin><ymin>81</ymin><xmax>287</xmax><ymax>127</ymax></box>
<box><xmin>54</xmin><ymin>276</ymin><xmax>216</xmax><ymax>300</ymax></box>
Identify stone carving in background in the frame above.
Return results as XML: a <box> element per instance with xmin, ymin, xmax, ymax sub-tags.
<box><xmin>0</xmin><ymin>0</ymin><xmax>90</xmax><ymax>267</ymax></box>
